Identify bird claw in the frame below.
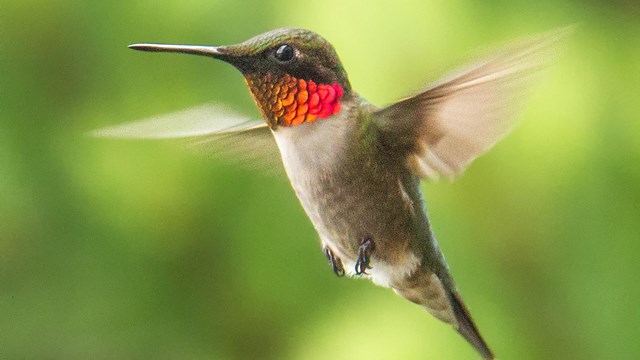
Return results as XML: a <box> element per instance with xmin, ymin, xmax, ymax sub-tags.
<box><xmin>355</xmin><ymin>237</ymin><xmax>375</xmax><ymax>275</ymax></box>
<box><xmin>323</xmin><ymin>246</ymin><xmax>345</xmax><ymax>277</ymax></box>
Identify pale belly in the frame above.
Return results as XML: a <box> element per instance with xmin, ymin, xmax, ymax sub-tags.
<box><xmin>273</xmin><ymin>121</ymin><xmax>422</xmax><ymax>287</ymax></box>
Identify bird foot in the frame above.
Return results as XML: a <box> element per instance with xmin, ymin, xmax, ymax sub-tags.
<box><xmin>323</xmin><ymin>246</ymin><xmax>345</xmax><ymax>277</ymax></box>
<box><xmin>355</xmin><ymin>237</ymin><xmax>375</xmax><ymax>275</ymax></box>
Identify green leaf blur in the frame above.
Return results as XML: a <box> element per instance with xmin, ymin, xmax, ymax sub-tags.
<box><xmin>1</xmin><ymin>0</ymin><xmax>639</xmax><ymax>359</ymax></box>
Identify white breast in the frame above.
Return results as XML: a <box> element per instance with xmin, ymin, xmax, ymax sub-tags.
<box><xmin>272</xmin><ymin>117</ymin><xmax>351</xmax><ymax>177</ymax></box>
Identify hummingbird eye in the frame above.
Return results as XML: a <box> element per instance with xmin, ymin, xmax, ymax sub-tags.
<box><xmin>274</xmin><ymin>44</ymin><xmax>295</xmax><ymax>63</ymax></box>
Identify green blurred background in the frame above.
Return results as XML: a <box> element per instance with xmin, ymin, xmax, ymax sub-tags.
<box><xmin>2</xmin><ymin>0</ymin><xmax>639</xmax><ymax>359</ymax></box>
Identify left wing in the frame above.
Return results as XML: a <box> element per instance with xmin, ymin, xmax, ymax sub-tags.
<box><xmin>372</xmin><ymin>27</ymin><xmax>572</xmax><ymax>181</ymax></box>
<box><xmin>90</xmin><ymin>103</ymin><xmax>281</xmax><ymax>171</ymax></box>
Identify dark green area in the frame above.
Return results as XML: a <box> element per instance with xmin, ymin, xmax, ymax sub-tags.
<box><xmin>1</xmin><ymin>1</ymin><xmax>639</xmax><ymax>359</ymax></box>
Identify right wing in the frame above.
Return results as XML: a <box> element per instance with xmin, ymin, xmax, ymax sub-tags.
<box><xmin>372</xmin><ymin>27</ymin><xmax>572</xmax><ymax>181</ymax></box>
<box><xmin>90</xmin><ymin>104</ymin><xmax>281</xmax><ymax>171</ymax></box>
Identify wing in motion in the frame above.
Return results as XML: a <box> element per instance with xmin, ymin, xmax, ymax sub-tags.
<box><xmin>90</xmin><ymin>103</ymin><xmax>281</xmax><ymax>171</ymax></box>
<box><xmin>373</xmin><ymin>26</ymin><xmax>573</xmax><ymax>181</ymax></box>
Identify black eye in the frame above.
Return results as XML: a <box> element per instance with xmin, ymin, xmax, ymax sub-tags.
<box><xmin>274</xmin><ymin>44</ymin><xmax>295</xmax><ymax>62</ymax></box>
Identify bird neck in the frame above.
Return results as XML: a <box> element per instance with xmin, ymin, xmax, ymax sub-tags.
<box><xmin>244</xmin><ymin>71</ymin><xmax>345</xmax><ymax>129</ymax></box>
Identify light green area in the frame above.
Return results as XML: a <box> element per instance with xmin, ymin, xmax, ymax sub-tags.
<box><xmin>1</xmin><ymin>0</ymin><xmax>639</xmax><ymax>359</ymax></box>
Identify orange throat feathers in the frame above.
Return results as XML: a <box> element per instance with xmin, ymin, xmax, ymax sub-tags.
<box><xmin>245</xmin><ymin>72</ymin><xmax>344</xmax><ymax>128</ymax></box>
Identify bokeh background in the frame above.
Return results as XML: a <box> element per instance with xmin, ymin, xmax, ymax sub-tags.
<box><xmin>2</xmin><ymin>0</ymin><xmax>639</xmax><ymax>359</ymax></box>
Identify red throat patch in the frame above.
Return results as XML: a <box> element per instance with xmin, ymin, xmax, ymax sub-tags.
<box><xmin>245</xmin><ymin>72</ymin><xmax>344</xmax><ymax>127</ymax></box>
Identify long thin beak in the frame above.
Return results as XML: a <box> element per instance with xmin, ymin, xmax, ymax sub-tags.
<box><xmin>128</xmin><ymin>43</ymin><xmax>226</xmax><ymax>59</ymax></box>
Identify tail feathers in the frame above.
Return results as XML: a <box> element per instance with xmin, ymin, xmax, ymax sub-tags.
<box><xmin>392</xmin><ymin>270</ymin><xmax>494</xmax><ymax>359</ymax></box>
<box><xmin>447</xmin><ymin>289</ymin><xmax>495</xmax><ymax>360</ymax></box>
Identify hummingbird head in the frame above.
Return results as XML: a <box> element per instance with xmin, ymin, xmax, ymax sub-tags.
<box><xmin>130</xmin><ymin>28</ymin><xmax>352</xmax><ymax>129</ymax></box>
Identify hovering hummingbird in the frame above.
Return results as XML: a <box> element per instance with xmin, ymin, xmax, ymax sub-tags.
<box><xmin>94</xmin><ymin>27</ymin><xmax>571</xmax><ymax>359</ymax></box>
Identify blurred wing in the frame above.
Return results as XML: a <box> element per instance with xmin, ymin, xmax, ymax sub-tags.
<box><xmin>373</xmin><ymin>27</ymin><xmax>572</xmax><ymax>181</ymax></box>
<box><xmin>90</xmin><ymin>104</ymin><xmax>281</xmax><ymax>172</ymax></box>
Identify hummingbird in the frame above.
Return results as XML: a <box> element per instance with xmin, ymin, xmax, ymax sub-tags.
<box><xmin>94</xmin><ymin>27</ymin><xmax>570</xmax><ymax>359</ymax></box>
